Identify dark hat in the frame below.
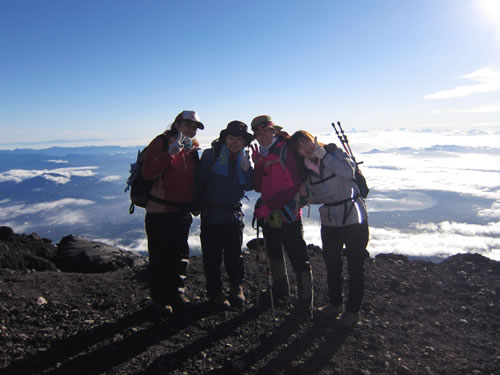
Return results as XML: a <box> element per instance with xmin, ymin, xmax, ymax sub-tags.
<box><xmin>175</xmin><ymin>110</ymin><xmax>204</xmax><ymax>130</ymax></box>
<box><xmin>219</xmin><ymin>120</ymin><xmax>253</xmax><ymax>146</ymax></box>
<box><xmin>251</xmin><ymin>115</ymin><xmax>276</xmax><ymax>132</ymax></box>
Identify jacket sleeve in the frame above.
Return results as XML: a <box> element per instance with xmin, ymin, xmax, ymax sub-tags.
<box><xmin>193</xmin><ymin>149</ymin><xmax>212</xmax><ymax>210</ymax></box>
<box><xmin>142</xmin><ymin>135</ymin><xmax>172</xmax><ymax>180</ymax></box>
<box><xmin>252</xmin><ymin>160</ymin><xmax>265</xmax><ymax>193</ymax></box>
<box><xmin>263</xmin><ymin>147</ymin><xmax>300</xmax><ymax>210</ymax></box>
<box><xmin>321</xmin><ymin>146</ymin><xmax>356</xmax><ymax>180</ymax></box>
<box><xmin>242</xmin><ymin>165</ymin><xmax>254</xmax><ymax>191</ymax></box>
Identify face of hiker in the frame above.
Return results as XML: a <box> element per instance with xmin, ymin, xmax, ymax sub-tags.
<box><xmin>297</xmin><ymin>138</ymin><xmax>315</xmax><ymax>160</ymax></box>
<box><xmin>226</xmin><ymin>135</ymin><xmax>246</xmax><ymax>153</ymax></box>
<box><xmin>254</xmin><ymin>126</ymin><xmax>274</xmax><ymax>147</ymax></box>
<box><xmin>177</xmin><ymin>120</ymin><xmax>198</xmax><ymax>138</ymax></box>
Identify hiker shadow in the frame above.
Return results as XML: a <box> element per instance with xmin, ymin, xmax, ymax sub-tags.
<box><xmin>0</xmin><ymin>302</ymin><xmax>214</xmax><ymax>375</ymax></box>
<box><xmin>137</xmin><ymin>306</ymin><xmax>263</xmax><ymax>375</ymax></box>
<box><xmin>211</xmin><ymin>313</ymin><xmax>353</xmax><ymax>375</ymax></box>
<box><xmin>256</xmin><ymin>318</ymin><xmax>354</xmax><ymax>375</ymax></box>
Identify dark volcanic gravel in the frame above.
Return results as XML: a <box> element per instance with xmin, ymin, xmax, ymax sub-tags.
<box><xmin>0</xmin><ymin>230</ymin><xmax>499</xmax><ymax>374</ymax></box>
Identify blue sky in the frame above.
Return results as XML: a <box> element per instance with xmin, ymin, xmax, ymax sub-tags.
<box><xmin>1</xmin><ymin>0</ymin><xmax>499</xmax><ymax>149</ymax></box>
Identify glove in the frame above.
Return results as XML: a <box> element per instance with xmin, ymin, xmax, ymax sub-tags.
<box><xmin>254</xmin><ymin>204</ymin><xmax>271</xmax><ymax>219</ymax></box>
<box><xmin>240</xmin><ymin>149</ymin><xmax>251</xmax><ymax>171</ymax></box>
<box><xmin>250</xmin><ymin>144</ymin><xmax>264</xmax><ymax>164</ymax></box>
<box><xmin>311</xmin><ymin>136</ymin><xmax>326</xmax><ymax>160</ymax></box>
<box><xmin>168</xmin><ymin>133</ymin><xmax>185</xmax><ymax>155</ymax></box>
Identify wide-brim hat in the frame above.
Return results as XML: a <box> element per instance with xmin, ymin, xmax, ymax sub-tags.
<box><xmin>251</xmin><ymin>115</ymin><xmax>276</xmax><ymax>132</ymax></box>
<box><xmin>175</xmin><ymin>110</ymin><xmax>204</xmax><ymax>130</ymax></box>
<box><xmin>219</xmin><ymin>120</ymin><xmax>253</xmax><ymax>146</ymax></box>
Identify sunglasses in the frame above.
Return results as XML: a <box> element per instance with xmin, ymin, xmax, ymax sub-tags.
<box><xmin>251</xmin><ymin>121</ymin><xmax>273</xmax><ymax>132</ymax></box>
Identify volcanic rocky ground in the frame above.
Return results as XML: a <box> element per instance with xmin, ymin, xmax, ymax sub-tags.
<box><xmin>0</xmin><ymin>226</ymin><xmax>499</xmax><ymax>375</ymax></box>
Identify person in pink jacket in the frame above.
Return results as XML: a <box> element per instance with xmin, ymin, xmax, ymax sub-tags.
<box><xmin>142</xmin><ymin>110</ymin><xmax>203</xmax><ymax>315</ymax></box>
<box><xmin>250</xmin><ymin>115</ymin><xmax>313</xmax><ymax>319</ymax></box>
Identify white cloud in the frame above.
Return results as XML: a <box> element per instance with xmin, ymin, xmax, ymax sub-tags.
<box><xmin>45</xmin><ymin>209</ymin><xmax>88</xmax><ymax>225</ymax></box>
<box><xmin>0</xmin><ymin>198</ymin><xmax>95</xmax><ymax>220</ymax></box>
<box><xmin>0</xmin><ymin>166</ymin><xmax>98</xmax><ymax>184</ymax></box>
<box><xmin>47</xmin><ymin>159</ymin><xmax>68</xmax><ymax>164</ymax></box>
<box><xmin>368</xmin><ymin>224</ymin><xmax>500</xmax><ymax>261</ymax></box>
<box><xmin>99</xmin><ymin>175</ymin><xmax>121</xmax><ymax>183</ymax></box>
<box><xmin>432</xmin><ymin>102</ymin><xmax>500</xmax><ymax>113</ymax></box>
<box><xmin>424</xmin><ymin>67</ymin><xmax>500</xmax><ymax>99</ymax></box>
<box><xmin>477</xmin><ymin>201</ymin><xmax>500</xmax><ymax>219</ymax></box>
<box><xmin>368</xmin><ymin>192</ymin><xmax>437</xmax><ymax>212</ymax></box>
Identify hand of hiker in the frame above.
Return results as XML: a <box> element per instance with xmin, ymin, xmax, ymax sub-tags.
<box><xmin>250</xmin><ymin>144</ymin><xmax>264</xmax><ymax>164</ymax></box>
<box><xmin>240</xmin><ymin>149</ymin><xmax>251</xmax><ymax>171</ymax></box>
<box><xmin>311</xmin><ymin>136</ymin><xmax>326</xmax><ymax>160</ymax></box>
<box><xmin>254</xmin><ymin>204</ymin><xmax>271</xmax><ymax>219</ymax></box>
<box><xmin>180</xmin><ymin>134</ymin><xmax>193</xmax><ymax>151</ymax></box>
<box><xmin>168</xmin><ymin>133</ymin><xmax>185</xmax><ymax>155</ymax></box>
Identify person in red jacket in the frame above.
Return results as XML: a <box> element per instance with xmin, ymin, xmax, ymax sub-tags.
<box><xmin>250</xmin><ymin>115</ymin><xmax>314</xmax><ymax>319</ymax></box>
<box><xmin>142</xmin><ymin>110</ymin><xmax>203</xmax><ymax>315</ymax></box>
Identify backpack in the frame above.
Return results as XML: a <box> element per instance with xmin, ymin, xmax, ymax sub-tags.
<box><xmin>125</xmin><ymin>134</ymin><xmax>167</xmax><ymax>214</ymax></box>
<box><xmin>324</xmin><ymin>143</ymin><xmax>369</xmax><ymax>199</ymax></box>
<box><xmin>354</xmin><ymin>167</ymin><xmax>369</xmax><ymax>198</ymax></box>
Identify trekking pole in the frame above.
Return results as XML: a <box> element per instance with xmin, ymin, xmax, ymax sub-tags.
<box><xmin>331</xmin><ymin>121</ymin><xmax>364</xmax><ymax>166</ymax></box>
<box><xmin>331</xmin><ymin>122</ymin><xmax>351</xmax><ymax>158</ymax></box>
<box><xmin>255</xmin><ymin>226</ymin><xmax>261</xmax><ymax>308</ymax></box>
<box><xmin>337</xmin><ymin>121</ymin><xmax>358</xmax><ymax>164</ymax></box>
<box><xmin>267</xmin><ymin>264</ymin><xmax>276</xmax><ymax>324</ymax></box>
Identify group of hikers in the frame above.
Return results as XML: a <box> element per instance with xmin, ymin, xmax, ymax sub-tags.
<box><xmin>141</xmin><ymin>110</ymin><xmax>369</xmax><ymax>326</ymax></box>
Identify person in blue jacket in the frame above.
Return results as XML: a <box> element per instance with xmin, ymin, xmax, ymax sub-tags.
<box><xmin>194</xmin><ymin>121</ymin><xmax>254</xmax><ymax>308</ymax></box>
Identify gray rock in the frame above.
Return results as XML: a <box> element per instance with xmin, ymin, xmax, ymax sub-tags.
<box><xmin>56</xmin><ymin>235</ymin><xmax>147</xmax><ymax>273</ymax></box>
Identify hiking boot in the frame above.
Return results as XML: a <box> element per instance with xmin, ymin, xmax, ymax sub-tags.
<box><xmin>317</xmin><ymin>304</ymin><xmax>343</xmax><ymax>317</ymax></box>
<box><xmin>211</xmin><ymin>292</ymin><xmax>231</xmax><ymax>309</ymax></box>
<box><xmin>336</xmin><ymin>310</ymin><xmax>360</xmax><ymax>326</ymax></box>
<box><xmin>230</xmin><ymin>284</ymin><xmax>245</xmax><ymax>304</ymax></box>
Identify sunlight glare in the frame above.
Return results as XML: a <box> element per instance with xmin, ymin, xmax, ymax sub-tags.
<box><xmin>477</xmin><ymin>0</ymin><xmax>500</xmax><ymax>38</ymax></box>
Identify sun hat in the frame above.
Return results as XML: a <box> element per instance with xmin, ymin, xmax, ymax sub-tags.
<box><xmin>219</xmin><ymin>120</ymin><xmax>253</xmax><ymax>146</ymax></box>
<box><xmin>251</xmin><ymin>115</ymin><xmax>276</xmax><ymax>132</ymax></box>
<box><xmin>175</xmin><ymin>110</ymin><xmax>204</xmax><ymax>130</ymax></box>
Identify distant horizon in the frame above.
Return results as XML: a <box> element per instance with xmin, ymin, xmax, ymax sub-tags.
<box><xmin>1</xmin><ymin>128</ymin><xmax>498</xmax><ymax>261</ymax></box>
<box><xmin>1</xmin><ymin>123</ymin><xmax>499</xmax><ymax>151</ymax></box>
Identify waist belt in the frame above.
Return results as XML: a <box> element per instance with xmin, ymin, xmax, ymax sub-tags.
<box><xmin>148</xmin><ymin>195</ymin><xmax>192</xmax><ymax>209</ymax></box>
<box><xmin>324</xmin><ymin>195</ymin><xmax>359</xmax><ymax>224</ymax></box>
<box><xmin>205</xmin><ymin>203</ymin><xmax>242</xmax><ymax>211</ymax></box>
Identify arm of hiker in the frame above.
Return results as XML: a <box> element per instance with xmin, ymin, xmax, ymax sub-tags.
<box><xmin>240</xmin><ymin>149</ymin><xmax>254</xmax><ymax>191</ymax></box>
<box><xmin>142</xmin><ymin>135</ymin><xmax>173</xmax><ymax>180</ymax></box>
<box><xmin>192</xmin><ymin>149</ymin><xmax>212</xmax><ymax>211</ymax></box>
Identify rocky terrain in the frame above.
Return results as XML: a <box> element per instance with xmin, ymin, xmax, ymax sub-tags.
<box><xmin>0</xmin><ymin>226</ymin><xmax>499</xmax><ymax>374</ymax></box>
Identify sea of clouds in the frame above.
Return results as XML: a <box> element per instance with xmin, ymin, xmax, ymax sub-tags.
<box><xmin>0</xmin><ymin>128</ymin><xmax>499</xmax><ymax>261</ymax></box>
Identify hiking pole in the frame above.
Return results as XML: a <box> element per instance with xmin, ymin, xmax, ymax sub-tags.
<box><xmin>337</xmin><ymin>121</ymin><xmax>357</xmax><ymax>164</ymax></box>
<box><xmin>267</xmin><ymin>263</ymin><xmax>276</xmax><ymax>324</ymax></box>
<box><xmin>331</xmin><ymin>122</ymin><xmax>352</xmax><ymax>158</ymax></box>
<box><xmin>255</xmin><ymin>226</ymin><xmax>262</xmax><ymax>308</ymax></box>
<box><xmin>332</xmin><ymin>121</ymin><xmax>364</xmax><ymax>166</ymax></box>
<box><xmin>255</xmin><ymin>226</ymin><xmax>277</xmax><ymax>324</ymax></box>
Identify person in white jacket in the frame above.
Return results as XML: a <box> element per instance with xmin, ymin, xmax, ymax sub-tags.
<box><xmin>288</xmin><ymin>130</ymin><xmax>369</xmax><ymax>325</ymax></box>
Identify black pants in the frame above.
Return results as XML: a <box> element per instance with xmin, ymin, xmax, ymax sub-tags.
<box><xmin>200</xmin><ymin>221</ymin><xmax>244</xmax><ymax>298</ymax></box>
<box><xmin>145</xmin><ymin>211</ymin><xmax>192</xmax><ymax>305</ymax></box>
<box><xmin>321</xmin><ymin>221</ymin><xmax>369</xmax><ymax>313</ymax></box>
<box><xmin>262</xmin><ymin>220</ymin><xmax>310</xmax><ymax>273</ymax></box>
